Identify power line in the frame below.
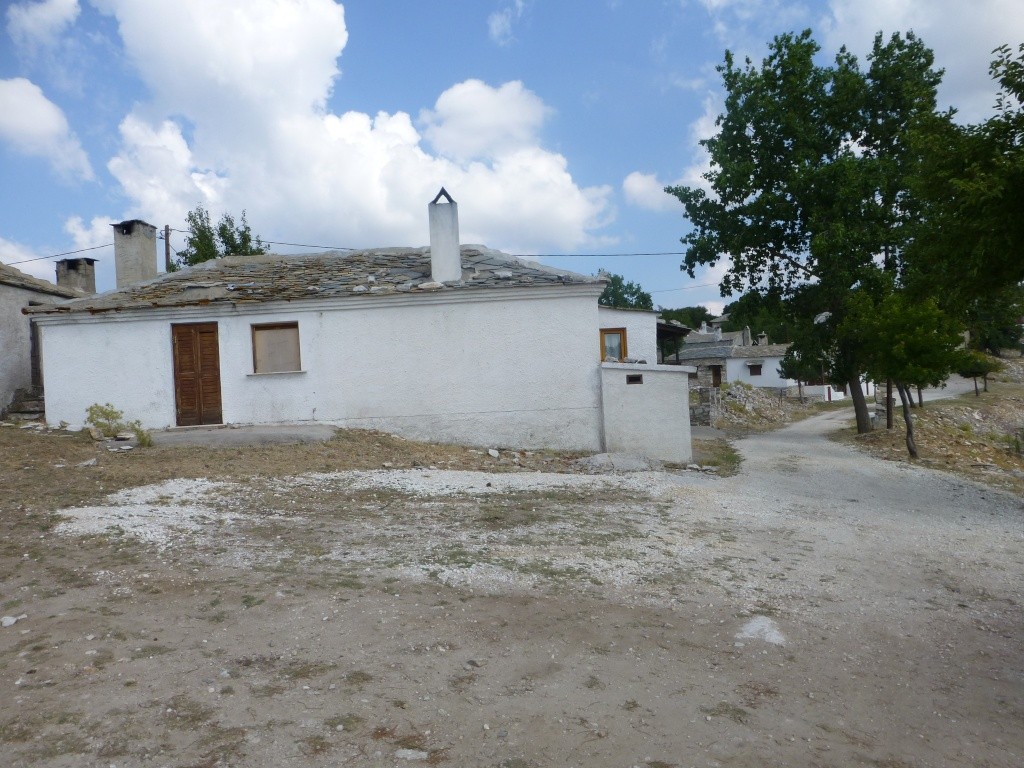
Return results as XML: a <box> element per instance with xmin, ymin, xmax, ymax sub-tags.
<box><xmin>524</xmin><ymin>257</ymin><xmax>684</xmax><ymax>264</ymax></box>
<box><xmin>263</xmin><ymin>240</ymin><xmax>356</xmax><ymax>251</ymax></box>
<box><xmin>166</xmin><ymin>228</ymin><xmax>356</xmax><ymax>252</ymax></box>
<box><xmin>165</xmin><ymin>224</ymin><xmax>685</xmax><ymax>259</ymax></box>
<box><xmin>5</xmin><ymin>243</ymin><xmax>113</xmax><ymax>266</ymax></box>
<box><xmin>651</xmin><ymin>282</ymin><xmax>719</xmax><ymax>294</ymax></box>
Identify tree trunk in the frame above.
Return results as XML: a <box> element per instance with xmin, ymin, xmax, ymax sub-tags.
<box><xmin>973</xmin><ymin>376</ymin><xmax>980</xmax><ymax>396</ymax></box>
<box><xmin>896</xmin><ymin>383</ymin><xmax>918</xmax><ymax>459</ymax></box>
<box><xmin>886</xmin><ymin>379</ymin><xmax>894</xmax><ymax>429</ymax></box>
<box><xmin>848</xmin><ymin>375</ymin><xmax>872</xmax><ymax>434</ymax></box>
<box><xmin>917</xmin><ymin>385</ymin><xmax>924</xmax><ymax>409</ymax></box>
<box><xmin>983</xmin><ymin>373</ymin><xmax>989</xmax><ymax>393</ymax></box>
<box><xmin>797</xmin><ymin>379</ymin><xmax>804</xmax><ymax>403</ymax></box>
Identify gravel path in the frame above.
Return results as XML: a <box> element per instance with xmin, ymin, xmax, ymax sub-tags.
<box><xmin>6</xmin><ymin>404</ymin><xmax>1022</xmax><ymax>768</ymax></box>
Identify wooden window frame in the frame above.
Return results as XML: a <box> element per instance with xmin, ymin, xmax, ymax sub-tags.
<box><xmin>251</xmin><ymin>322</ymin><xmax>302</xmax><ymax>374</ymax></box>
<box><xmin>748</xmin><ymin>363</ymin><xmax>763</xmax><ymax>376</ymax></box>
<box><xmin>600</xmin><ymin>328</ymin><xmax>628</xmax><ymax>362</ymax></box>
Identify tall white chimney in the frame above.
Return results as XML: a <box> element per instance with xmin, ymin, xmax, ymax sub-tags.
<box><xmin>112</xmin><ymin>219</ymin><xmax>158</xmax><ymax>288</ymax></box>
<box><xmin>428</xmin><ymin>188</ymin><xmax>461</xmax><ymax>283</ymax></box>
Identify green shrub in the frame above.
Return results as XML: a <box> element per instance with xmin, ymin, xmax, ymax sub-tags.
<box><xmin>85</xmin><ymin>403</ymin><xmax>153</xmax><ymax>447</ymax></box>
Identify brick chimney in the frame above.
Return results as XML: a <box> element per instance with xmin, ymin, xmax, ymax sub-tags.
<box><xmin>112</xmin><ymin>219</ymin><xmax>158</xmax><ymax>288</ymax></box>
<box><xmin>428</xmin><ymin>188</ymin><xmax>461</xmax><ymax>283</ymax></box>
<box><xmin>55</xmin><ymin>257</ymin><xmax>97</xmax><ymax>294</ymax></box>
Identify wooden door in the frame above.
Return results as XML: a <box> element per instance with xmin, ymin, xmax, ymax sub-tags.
<box><xmin>29</xmin><ymin>319</ymin><xmax>42</xmax><ymax>390</ymax></box>
<box><xmin>710</xmin><ymin>365</ymin><xmax>722</xmax><ymax>388</ymax></box>
<box><xmin>172</xmin><ymin>323</ymin><xmax>222</xmax><ymax>426</ymax></box>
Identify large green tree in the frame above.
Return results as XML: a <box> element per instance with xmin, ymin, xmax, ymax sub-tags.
<box><xmin>720</xmin><ymin>288</ymin><xmax>796</xmax><ymax>343</ymax></box>
<box><xmin>657</xmin><ymin>305</ymin><xmax>714</xmax><ymax>329</ymax></box>
<box><xmin>667</xmin><ymin>30</ymin><xmax>947</xmax><ymax>434</ymax></box>
<box><xmin>846</xmin><ymin>291</ymin><xmax>967</xmax><ymax>457</ymax></box>
<box><xmin>599</xmin><ymin>272</ymin><xmax>653</xmax><ymax>310</ymax></box>
<box><xmin>908</xmin><ymin>44</ymin><xmax>1024</xmax><ymax>299</ymax></box>
<box><xmin>175</xmin><ymin>205</ymin><xmax>266</xmax><ymax>269</ymax></box>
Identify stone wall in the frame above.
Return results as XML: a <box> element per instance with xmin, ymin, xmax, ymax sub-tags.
<box><xmin>689</xmin><ymin>386</ymin><xmax>721</xmax><ymax>426</ymax></box>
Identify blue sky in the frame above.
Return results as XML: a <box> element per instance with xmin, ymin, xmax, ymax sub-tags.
<box><xmin>1</xmin><ymin>1</ymin><xmax>1021</xmax><ymax>313</ymax></box>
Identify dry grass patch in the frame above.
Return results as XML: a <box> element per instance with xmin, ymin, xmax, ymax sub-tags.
<box><xmin>0</xmin><ymin>425</ymin><xmax>589</xmax><ymax>517</ymax></box>
<box><xmin>837</xmin><ymin>378</ymin><xmax>1024</xmax><ymax>496</ymax></box>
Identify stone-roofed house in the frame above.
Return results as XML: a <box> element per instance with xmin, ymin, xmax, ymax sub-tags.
<box><xmin>671</xmin><ymin>323</ymin><xmax>796</xmax><ymax>390</ymax></box>
<box><xmin>1</xmin><ymin>260</ymin><xmax>89</xmax><ymax>414</ymax></box>
<box><xmin>26</xmin><ymin>193</ymin><xmax>695</xmax><ymax>460</ymax></box>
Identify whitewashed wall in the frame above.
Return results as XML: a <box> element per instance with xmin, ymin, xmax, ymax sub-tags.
<box><xmin>600</xmin><ymin>363</ymin><xmax>693</xmax><ymax>463</ymax></box>
<box><xmin>38</xmin><ymin>289</ymin><xmax>606</xmax><ymax>450</ymax></box>
<box><xmin>1</xmin><ymin>285</ymin><xmax>65</xmax><ymax>410</ymax></box>
<box><xmin>39</xmin><ymin>316</ymin><xmax>178</xmax><ymax>427</ymax></box>
<box><xmin>597</xmin><ymin>307</ymin><xmax>657</xmax><ymax>363</ymax></box>
<box><xmin>725</xmin><ymin>356</ymin><xmax>795</xmax><ymax>389</ymax></box>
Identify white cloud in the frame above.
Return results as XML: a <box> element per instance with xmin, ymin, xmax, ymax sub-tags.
<box><xmin>6</xmin><ymin>0</ymin><xmax>79</xmax><ymax>50</ymax></box>
<box><xmin>0</xmin><ymin>237</ymin><xmax>56</xmax><ymax>282</ymax></box>
<box><xmin>821</xmin><ymin>0</ymin><xmax>1024</xmax><ymax>122</ymax></box>
<box><xmin>0</xmin><ymin>77</ymin><xmax>93</xmax><ymax>179</ymax></box>
<box><xmin>488</xmin><ymin>0</ymin><xmax>526</xmax><ymax>46</ymax></box>
<box><xmin>90</xmin><ymin>0</ymin><xmax>610</xmax><ymax>262</ymax></box>
<box><xmin>622</xmin><ymin>172</ymin><xmax>677</xmax><ymax>213</ymax></box>
<box><xmin>420</xmin><ymin>79</ymin><xmax>552</xmax><ymax>162</ymax></box>
<box><xmin>106</xmin><ymin>116</ymin><xmax>225</xmax><ymax>225</ymax></box>
<box><xmin>93</xmin><ymin>0</ymin><xmax>348</xmax><ymax>120</ymax></box>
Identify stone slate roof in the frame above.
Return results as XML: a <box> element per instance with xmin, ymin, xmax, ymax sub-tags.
<box><xmin>672</xmin><ymin>342</ymin><xmax>790</xmax><ymax>362</ymax></box>
<box><xmin>684</xmin><ymin>330</ymin><xmax>744</xmax><ymax>345</ymax></box>
<box><xmin>1</xmin><ymin>262</ymin><xmax>81</xmax><ymax>299</ymax></box>
<box><xmin>26</xmin><ymin>246</ymin><xmax>602</xmax><ymax>315</ymax></box>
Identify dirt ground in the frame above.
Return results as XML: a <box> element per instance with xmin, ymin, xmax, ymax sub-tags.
<box><xmin>1</xmin><ymin>412</ymin><xmax>1021</xmax><ymax>767</ymax></box>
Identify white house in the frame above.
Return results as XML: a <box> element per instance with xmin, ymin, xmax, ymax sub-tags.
<box><xmin>27</xmin><ymin>194</ymin><xmax>695</xmax><ymax>461</ymax></box>
<box><xmin>1</xmin><ymin>260</ymin><xmax>89</xmax><ymax>413</ymax></box>
<box><xmin>673</xmin><ymin>323</ymin><xmax>876</xmax><ymax>400</ymax></box>
<box><xmin>671</xmin><ymin>324</ymin><xmax>797</xmax><ymax>390</ymax></box>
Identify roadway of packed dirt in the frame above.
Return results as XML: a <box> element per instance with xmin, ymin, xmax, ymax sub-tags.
<box><xmin>1</xmin><ymin>412</ymin><xmax>1021</xmax><ymax>767</ymax></box>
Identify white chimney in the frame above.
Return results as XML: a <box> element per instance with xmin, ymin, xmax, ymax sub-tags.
<box><xmin>112</xmin><ymin>219</ymin><xmax>158</xmax><ymax>288</ymax></box>
<box><xmin>428</xmin><ymin>188</ymin><xmax>461</xmax><ymax>283</ymax></box>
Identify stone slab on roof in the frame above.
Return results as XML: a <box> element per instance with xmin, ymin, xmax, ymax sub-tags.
<box><xmin>672</xmin><ymin>342</ymin><xmax>791</xmax><ymax>362</ymax></box>
<box><xmin>684</xmin><ymin>330</ymin><xmax>743</xmax><ymax>345</ymax></box>
<box><xmin>26</xmin><ymin>246</ymin><xmax>602</xmax><ymax>315</ymax></box>
<box><xmin>729</xmin><ymin>343</ymin><xmax>790</xmax><ymax>359</ymax></box>
<box><xmin>1</xmin><ymin>262</ymin><xmax>81</xmax><ymax>299</ymax></box>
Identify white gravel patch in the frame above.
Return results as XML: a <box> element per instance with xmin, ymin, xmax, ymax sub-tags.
<box><xmin>736</xmin><ymin>616</ymin><xmax>786</xmax><ymax>645</ymax></box>
<box><xmin>54</xmin><ymin>478</ymin><xmax>239</xmax><ymax>548</ymax></box>
<box><xmin>287</xmin><ymin>468</ymin><xmax>689</xmax><ymax>497</ymax></box>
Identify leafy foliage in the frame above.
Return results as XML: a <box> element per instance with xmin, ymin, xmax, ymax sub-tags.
<box><xmin>906</xmin><ymin>44</ymin><xmax>1024</xmax><ymax>302</ymax></box>
<box><xmin>958</xmin><ymin>352</ymin><xmax>1004</xmax><ymax>395</ymax></box>
<box><xmin>599</xmin><ymin>272</ymin><xmax>653</xmax><ymax>310</ymax></box>
<box><xmin>965</xmin><ymin>287</ymin><xmax>1024</xmax><ymax>355</ymax></box>
<box><xmin>657</xmin><ymin>305</ymin><xmax>714</xmax><ymax>329</ymax></box>
<box><xmin>175</xmin><ymin>205</ymin><xmax>266</xmax><ymax>269</ymax></box>
<box><xmin>720</xmin><ymin>289</ymin><xmax>796</xmax><ymax>343</ymax></box>
<box><xmin>666</xmin><ymin>29</ymin><xmax>948</xmax><ymax>435</ymax></box>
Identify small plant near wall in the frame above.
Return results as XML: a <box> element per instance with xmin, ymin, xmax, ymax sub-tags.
<box><xmin>85</xmin><ymin>403</ymin><xmax>153</xmax><ymax>447</ymax></box>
